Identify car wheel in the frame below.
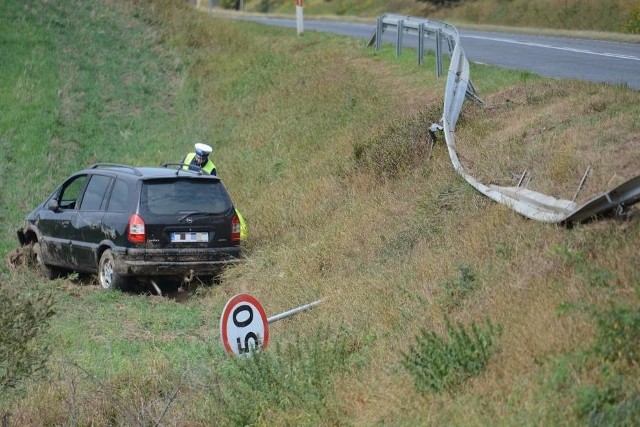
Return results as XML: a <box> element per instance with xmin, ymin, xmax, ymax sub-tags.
<box><xmin>32</xmin><ymin>242</ymin><xmax>61</xmax><ymax>280</ymax></box>
<box><xmin>98</xmin><ymin>249</ymin><xmax>128</xmax><ymax>291</ymax></box>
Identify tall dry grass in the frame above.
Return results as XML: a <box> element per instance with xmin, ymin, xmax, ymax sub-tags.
<box><xmin>433</xmin><ymin>0</ymin><xmax>640</xmax><ymax>33</ymax></box>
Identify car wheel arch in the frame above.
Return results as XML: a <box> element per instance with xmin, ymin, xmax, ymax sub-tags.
<box><xmin>22</xmin><ymin>226</ymin><xmax>41</xmax><ymax>245</ymax></box>
<box><xmin>96</xmin><ymin>243</ymin><xmax>114</xmax><ymax>267</ymax></box>
<box><xmin>32</xmin><ymin>241</ymin><xmax>62</xmax><ymax>280</ymax></box>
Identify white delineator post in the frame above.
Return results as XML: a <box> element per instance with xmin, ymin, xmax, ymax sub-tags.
<box><xmin>296</xmin><ymin>0</ymin><xmax>304</xmax><ymax>36</ymax></box>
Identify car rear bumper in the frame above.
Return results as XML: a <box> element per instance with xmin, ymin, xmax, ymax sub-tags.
<box><xmin>114</xmin><ymin>247</ymin><xmax>242</xmax><ymax>277</ymax></box>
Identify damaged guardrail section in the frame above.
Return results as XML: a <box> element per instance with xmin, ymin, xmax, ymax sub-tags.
<box><xmin>369</xmin><ymin>13</ymin><xmax>640</xmax><ymax>225</ymax></box>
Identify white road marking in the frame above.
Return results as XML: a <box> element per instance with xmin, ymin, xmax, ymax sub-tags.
<box><xmin>462</xmin><ymin>35</ymin><xmax>640</xmax><ymax>61</ymax></box>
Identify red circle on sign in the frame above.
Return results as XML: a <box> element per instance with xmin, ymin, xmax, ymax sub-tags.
<box><xmin>220</xmin><ymin>293</ymin><xmax>269</xmax><ymax>356</ymax></box>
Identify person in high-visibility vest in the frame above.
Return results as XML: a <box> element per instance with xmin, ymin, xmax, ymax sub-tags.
<box><xmin>182</xmin><ymin>142</ymin><xmax>217</xmax><ymax>175</ymax></box>
<box><xmin>182</xmin><ymin>143</ymin><xmax>247</xmax><ymax>241</ymax></box>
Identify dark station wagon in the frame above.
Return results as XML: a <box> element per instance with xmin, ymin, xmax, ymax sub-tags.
<box><xmin>16</xmin><ymin>163</ymin><xmax>243</xmax><ymax>291</ymax></box>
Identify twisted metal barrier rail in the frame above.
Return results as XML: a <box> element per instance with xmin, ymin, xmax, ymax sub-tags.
<box><xmin>369</xmin><ymin>14</ymin><xmax>640</xmax><ymax>225</ymax></box>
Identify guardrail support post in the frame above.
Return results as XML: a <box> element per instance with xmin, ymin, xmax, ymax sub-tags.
<box><xmin>446</xmin><ymin>36</ymin><xmax>456</xmax><ymax>53</ymax></box>
<box><xmin>572</xmin><ymin>166</ymin><xmax>591</xmax><ymax>201</ymax></box>
<box><xmin>435</xmin><ymin>28</ymin><xmax>443</xmax><ymax>77</ymax></box>
<box><xmin>418</xmin><ymin>24</ymin><xmax>425</xmax><ymax>65</ymax></box>
<box><xmin>396</xmin><ymin>19</ymin><xmax>404</xmax><ymax>58</ymax></box>
<box><xmin>375</xmin><ymin>16</ymin><xmax>383</xmax><ymax>51</ymax></box>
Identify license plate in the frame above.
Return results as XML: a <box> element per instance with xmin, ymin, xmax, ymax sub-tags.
<box><xmin>171</xmin><ymin>232</ymin><xmax>209</xmax><ymax>243</ymax></box>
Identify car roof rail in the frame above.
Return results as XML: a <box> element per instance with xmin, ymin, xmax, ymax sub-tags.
<box><xmin>88</xmin><ymin>163</ymin><xmax>143</xmax><ymax>176</ymax></box>
<box><xmin>160</xmin><ymin>163</ymin><xmax>220</xmax><ymax>179</ymax></box>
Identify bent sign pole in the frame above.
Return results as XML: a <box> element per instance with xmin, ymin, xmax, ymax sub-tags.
<box><xmin>296</xmin><ymin>0</ymin><xmax>304</xmax><ymax>36</ymax></box>
<box><xmin>267</xmin><ymin>298</ymin><xmax>323</xmax><ymax>323</ymax></box>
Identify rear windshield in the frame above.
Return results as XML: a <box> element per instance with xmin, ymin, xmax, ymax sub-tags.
<box><xmin>140</xmin><ymin>179</ymin><xmax>232</xmax><ymax>215</ymax></box>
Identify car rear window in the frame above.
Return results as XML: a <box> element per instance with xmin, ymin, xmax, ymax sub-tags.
<box><xmin>140</xmin><ymin>179</ymin><xmax>232</xmax><ymax>215</ymax></box>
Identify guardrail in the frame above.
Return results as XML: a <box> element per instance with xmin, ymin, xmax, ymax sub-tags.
<box><xmin>368</xmin><ymin>13</ymin><xmax>640</xmax><ymax>224</ymax></box>
<box><xmin>367</xmin><ymin>14</ymin><xmax>448</xmax><ymax>70</ymax></box>
<box><xmin>367</xmin><ymin>13</ymin><xmax>479</xmax><ymax>101</ymax></box>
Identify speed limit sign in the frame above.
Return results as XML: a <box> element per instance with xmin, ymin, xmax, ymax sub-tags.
<box><xmin>220</xmin><ymin>293</ymin><xmax>270</xmax><ymax>356</ymax></box>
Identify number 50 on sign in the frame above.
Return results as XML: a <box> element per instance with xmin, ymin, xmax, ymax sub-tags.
<box><xmin>220</xmin><ymin>294</ymin><xmax>270</xmax><ymax>356</ymax></box>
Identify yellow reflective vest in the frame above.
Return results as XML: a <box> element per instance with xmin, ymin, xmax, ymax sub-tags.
<box><xmin>182</xmin><ymin>152</ymin><xmax>217</xmax><ymax>175</ymax></box>
<box><xmin>236</xmin><ymin>209</ymin><xmax>247</xmax><ymax>241</ymax></box>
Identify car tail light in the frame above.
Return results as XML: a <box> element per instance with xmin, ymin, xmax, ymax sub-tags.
<box><xmin>127</xmin><ymin>213</ymin><xmax>146</xmax><ymax>243</ymax></box>
<box><xmin>231</xmin><ymin>214</ymin><xmax>241</xmax><ymax>244</ymax></box>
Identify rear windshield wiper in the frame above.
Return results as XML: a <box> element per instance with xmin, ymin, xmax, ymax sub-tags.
<box><xmin>178</xmin><ymin>211</ymin><xmax>219</xmax><ymax>222</ymax></box>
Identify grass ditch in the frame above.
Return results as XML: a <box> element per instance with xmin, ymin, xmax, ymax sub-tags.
<box><xmin>1</xmin><ymin>0</ymin><xmax>639</xmax><ymax>424</ymax></box>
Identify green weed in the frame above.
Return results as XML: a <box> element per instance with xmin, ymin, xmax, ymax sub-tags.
<box><xmin>402</xmin><ymin>317</ymin><xmax>502</xmax><ymax>394</ymax></box>
<box><xmin>437</xmin><ymin>263</ymin><xmax>478</xmax><ymax>311</ymax></box>
<box><xmin>592</xmin><ymin>304</ymin><xmax>640</xmax><ymax>365</ymax></box>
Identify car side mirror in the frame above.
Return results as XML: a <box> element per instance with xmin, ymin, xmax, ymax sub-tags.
<box><xmin>48</xmin><ymin>200</ymin><xmax>60</xmax><ymax>212</ymax></box>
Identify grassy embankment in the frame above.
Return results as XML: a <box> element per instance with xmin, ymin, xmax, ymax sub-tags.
<box><xmin>1</xmin><ymin>0</ymin><xmax>640</xmax><ymax>425</ymax></box>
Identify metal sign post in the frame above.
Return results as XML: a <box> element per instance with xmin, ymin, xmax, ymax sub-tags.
<box><xmin>267</xmin><ymin>298</ymin><xmax>323</xmax><ymax>323</ymax></box>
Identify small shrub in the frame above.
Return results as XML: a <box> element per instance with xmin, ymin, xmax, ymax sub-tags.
<box><xmin>575</xmin><ymin>375</ymin><xmax>640</xmax><ymax>426</ymax></box>
<box><xmin>402</xmin><ymin>317</ymin><xmax>502</xmax><ymax>394</ymax></box>
<box><xmin>216</xmin><ymin>325</ymin><xmax>357</xmax><ymax>425</ymax></box>
<box><xmin>592</xmin><ymin>304</ymin><xmax>640</xmax><ymax>365</ymax></box>
<box><xmin>437</xmin><ymin>263</ymin><xmax>478</xmax><ymax>311</ymax></box>
<box><xmin>219</xmin><ymin>0</ymin><xmax>240</xmax><ymax>10</ymax></box>
<box><xmin>624</xmin><ymin>4</ymin><xmax>640</xmax><ymax>34</ymax></box>
<box><xmin>0</xmin><ymin>283</ymin><xmax>55</xmax><ymax>397</ymax></box>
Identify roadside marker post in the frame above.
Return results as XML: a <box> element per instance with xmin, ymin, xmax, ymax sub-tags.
<box><xmin>220</xmin><ymin>293</ymin><xmax>323</xmax><ymax>357</ymax></box>
<box><xmin>296</xmin><ymin>0</ymin><xmax>304</xmax><ymax>36</ymax></box>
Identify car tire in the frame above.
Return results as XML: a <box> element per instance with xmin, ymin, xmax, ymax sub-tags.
<box><xmin>32</xmin><ymin>242</ymin><xmax>61</xmax><ymax>280</ymax></box>
<box><xmin>98</xmin><ymin>249</ymin><xmax>128</xmax><ymax>291</ymax></box>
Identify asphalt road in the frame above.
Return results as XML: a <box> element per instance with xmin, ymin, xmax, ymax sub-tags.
<box><xmin>237</xmin><ymin>16</ymin><xmax>640</xmax><ymax>90</ymax></box>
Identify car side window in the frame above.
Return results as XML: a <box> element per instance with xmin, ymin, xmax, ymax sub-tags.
<box><xmin>59</xmin><ymin>175</ymin><xmax>88</xmax><ymax>210</ymax></box>
<box><xmin>107</xmin><ymin>179</ymin><xmax>130</xmax><ymax>212</ymax></box>
<box><xmin>79</xmin><ymin>175</ymin><xmax>113</xmax><ymax>211</ymax></box>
